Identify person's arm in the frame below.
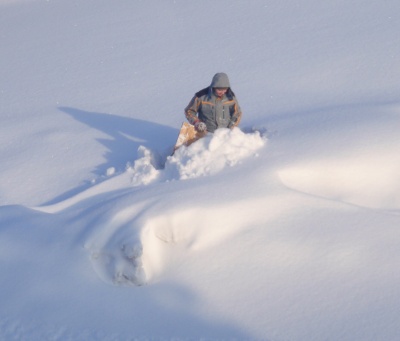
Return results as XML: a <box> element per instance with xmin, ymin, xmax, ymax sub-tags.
<box><xmin>184</xmin><ymin>95</ymin><xmax>201</xmax><ymax>125</ymax></box>
<box><xmin>228</xmin><ymin>98</ymin><xmax>242</xmax><ymax>128</ymax></box>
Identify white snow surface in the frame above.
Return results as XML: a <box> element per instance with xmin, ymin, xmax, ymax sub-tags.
<box><xmin>1</xmin><ymin>0</ymin><xmax>400</xmax><ymax>340</ymax></box>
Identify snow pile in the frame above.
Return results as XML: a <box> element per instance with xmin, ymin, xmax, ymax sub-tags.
<box><xmin>127</xmin><ymin>127</ymin><xmax>265</xmax><ymax>186</ymax></box>
<box><xmin>165</xmin><ymin>128</ymin><xmax>265</xmax><ymax>180</ymax></box>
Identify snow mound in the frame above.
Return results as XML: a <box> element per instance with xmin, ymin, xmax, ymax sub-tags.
<box><xmin>127</xmin><ymin>128</ymin><xmax>265</xmax><ymax>186</ymax></box>
<box><xmin>165</xmin><ymin>127</ymin><xmax>265</xmax><ymax>180</ymax></box>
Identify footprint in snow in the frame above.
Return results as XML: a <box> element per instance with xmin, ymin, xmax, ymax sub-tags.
<box><xmin>89</xmin><ymin>242</ymin><xmax>146</xmax><ymax>286</ymax></box>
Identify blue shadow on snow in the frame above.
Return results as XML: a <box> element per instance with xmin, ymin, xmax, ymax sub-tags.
<box><xmin>43</xmin><ymin>107</ymin><xmax>178</xmax><ymax>205</ymax></box>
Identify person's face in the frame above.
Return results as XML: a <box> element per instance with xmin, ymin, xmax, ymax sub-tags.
<box><xmin>214</xmin><ymin>87</ymin><xmax>228</xmax><ymax>97</ymax></box>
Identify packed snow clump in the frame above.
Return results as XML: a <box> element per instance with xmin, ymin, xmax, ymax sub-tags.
<box><xmin>127</xmin><ymin>128</ymin><xmax>265</xmax><ymax>186</ymax></box>
<box><xmin>127</xmin><ymin>146</ymin><xmax>161</xmax><ymax>186</ymax></box>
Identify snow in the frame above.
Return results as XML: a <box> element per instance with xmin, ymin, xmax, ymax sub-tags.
<box><xmin>1</xmin><ymin>0</ymin><xmax>400</xmax><ymax>340</ymax></box>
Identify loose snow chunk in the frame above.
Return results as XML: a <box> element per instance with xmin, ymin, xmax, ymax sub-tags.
<box><xmin>127</xmin><ymin>146</ymin><xmax>160</xmax><ymax>186</ymax></box>
<box><xmin>106</xmin><ymin>167</ymin><xmax>116</xmax><ymax>176</ymax></box>
<box><xmin>164</xmin><ymin>128</ymin><xmax>265</xmax><ymax>180</ymax></box>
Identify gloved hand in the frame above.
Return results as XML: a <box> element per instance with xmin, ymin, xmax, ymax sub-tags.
<box><xmin>194</xmin><ymin>121</ymin><xmax>207</xmax><ymax>132</ymax></box>
<box><xmin>228</xmin><ymin>117</ymin><xmax>238</xmax><ymax>129</ymax></box>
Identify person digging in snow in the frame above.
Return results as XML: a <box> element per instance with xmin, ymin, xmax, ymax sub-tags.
<box><xmin>184</xmin><ymin>72</ymin><xmax>242</xmax><ymax>133</ymax></box>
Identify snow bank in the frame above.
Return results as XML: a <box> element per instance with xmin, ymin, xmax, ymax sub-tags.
<box><xmin>127</xmin><ymin>127</ymin><xmax>265</xmax><ymax>186</ymax></box>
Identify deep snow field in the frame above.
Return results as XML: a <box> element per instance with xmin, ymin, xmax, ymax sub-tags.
<box><xmin>1</xmin><ymin>0</ymin><xmax>400</xmax><ymax>340</ymax></box>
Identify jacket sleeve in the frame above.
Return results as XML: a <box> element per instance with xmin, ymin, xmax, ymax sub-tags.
<box><xmin>229</xmin><ymin>97</ymin><xmax>242</xmax><ymax>128</ymax></box>
<box><xmin>184</xmin><ymin>95</ymin><xmax>201</xmax><ymax>125</ymax></box>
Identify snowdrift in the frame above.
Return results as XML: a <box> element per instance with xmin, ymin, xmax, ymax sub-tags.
<box><xmin>1</xmin><ymin>106</ymin><xmax>400</xmax><ymax>340</ymax></box>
